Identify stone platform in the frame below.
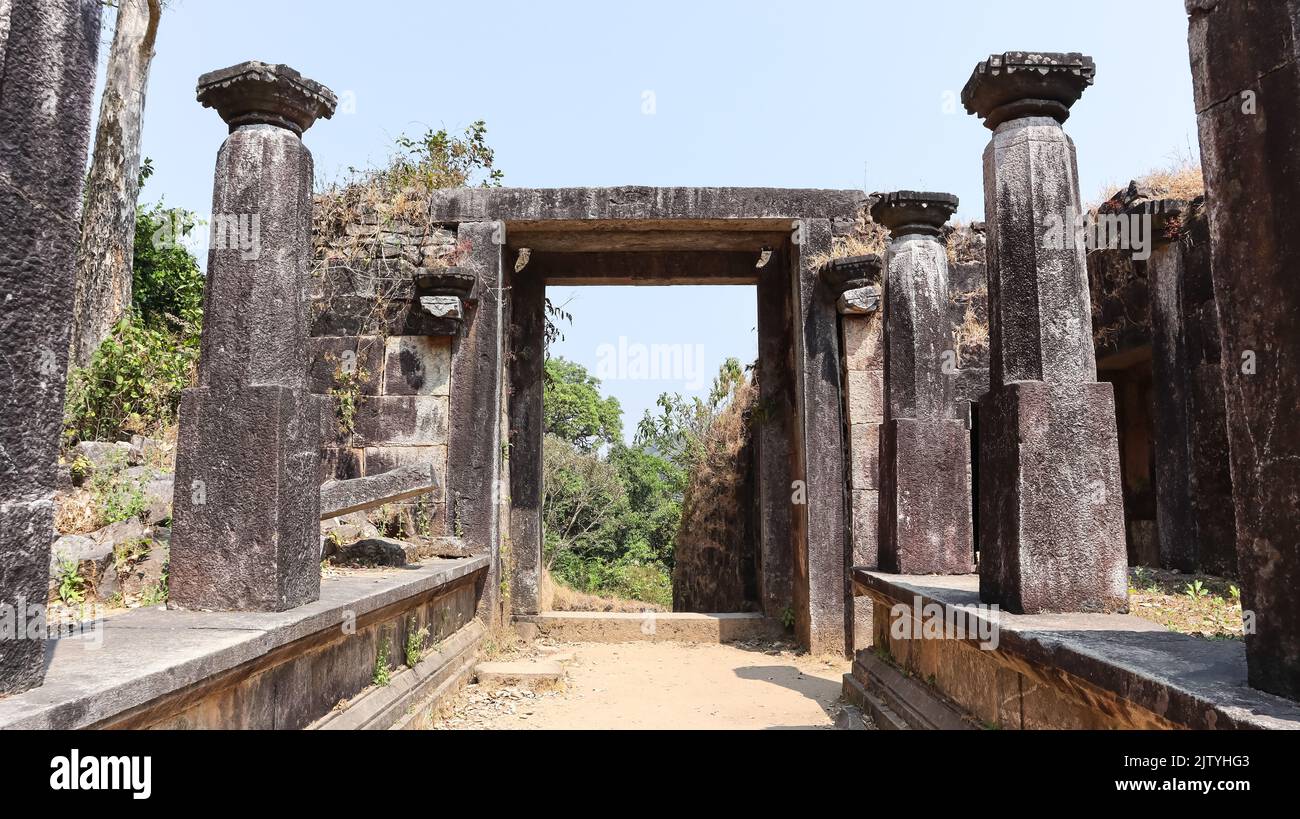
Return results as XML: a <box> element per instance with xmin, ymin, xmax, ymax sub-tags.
<box><xmin>0</xmin><ymin>557</ymin><xmax>488</xmax><ymax>729</ymax></box>
<box><xmin>853</xmin><ymin>570</ymin><xmax>1300</xmax><ymax>730</ymax></box>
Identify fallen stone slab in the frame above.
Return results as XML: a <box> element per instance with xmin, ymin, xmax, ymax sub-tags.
<box><xmin>473</xmin><ymin>660</ymin><xmax>564</xmax><ymax>687</ymax></box>
<box><xmin>332</xmin><ymin>537</ymin><xmax>410</xmax><ymax>567</ymax></box>
<box><xmin>319</xmin><ymin>464</ymin><xmax>439</xmax><ymax>520</ymax></box>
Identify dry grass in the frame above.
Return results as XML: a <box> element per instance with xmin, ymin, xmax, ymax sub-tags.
<box><xmin>53</xmin><ymin>488</ymin><xmax>101</xmax><ymax>535</ymax></box>
<box><xmin>1091</xmin><ymin>159</ymin><xmax>1206</xmax><ymax>213</ymax></box>
<box><xmin>952</xmin><ymin>303</ymin><xmax>989</xmax><ymax>367</ymax></box>
<box><xmin>540</xmin><ymin>569</ymin><xmax>666</xmax><ymax>613</ymax></box>
<box><xmin>808</xmin><ymin>210</ymin><xmax>888</xmax><ymax>270</ymax></box>
<box><xmin>944</xmin><ymin>221</ymin><xmax>986</xmax><ymax>266</ymax></box>
<box><xmin>1128</xmin><ymin>567</ymin><xmax>1244</xmax><ymax>640</ymax></box>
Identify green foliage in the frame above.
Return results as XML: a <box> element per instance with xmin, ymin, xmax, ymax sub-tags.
<box><xmin>543</xmin><ymin>358</ymin><xmax>623</xmax><ymax>452</ymax></box>
<box><xmin>329</xmin><ymin>361</ymin><xmax>369</xmax><ymax>435</ymax></box>
<box><xmin>140</xmin><ymin>567</ymin><xmax>168</xmax><ymax>607</ymax></box>
<box><xmin>539</xmin><ymin>357</ymin><xmax>752</xmax><ymax>608</ymax></box>
<box><xmin>1184</xmin><ymin>579</ymin><xmax>1209</xmax><ymax>600</ymax></box>
<box><xmin>373</xmin><ymin>636</ymin><xmax>392</xmax><ymax>687</ymax></box>
<box><xmin>64</xmin><ymin>197</ymin><xmax>204</xmax><ymax>441</ymax></box>
<box><xmin>780</xmin><ymin>606</ymin><xmax>796</xmax><ymax>631</ymax></box>
<box><xmin>113</xmin><ymin>538</ymin><xmax>151</xmax><ymax>572</ymax></box>
<box><xmin>404</xmin><ymin>618</ymin><xmax>430</xmax><ymax>667</ymax></box>
<box><xmin>56</xmin><ymin>557</ymin><xmax>86</xmax><ymax>606</ymax></box>
<box><xmin>388</xmin><ymin>120</ymin><xmax>503</xmax><ymax>191</ymax></box>
<box><xmin>89</xmin><ymin>456</ymin><xmax>148</xmax><ymax>525</ymax></box>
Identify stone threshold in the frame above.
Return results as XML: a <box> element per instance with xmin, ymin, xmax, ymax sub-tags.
<box><xmin>0</xmin><ymin>556</ymin><xmax>488</xmax><ymax>730</ymax></box>
<box><xmin>514</xmin><ymin>611</ymin><xmax>784</xmax><ymax>644</ymax></box>
<box><xmin>853</xmin><ymin>569</ymin><xmax>1300</xmax><ymax>730</ymax></box>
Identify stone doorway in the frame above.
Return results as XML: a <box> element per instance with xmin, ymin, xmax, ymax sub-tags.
<box><xmin>425</xmin><ymin>187</ymin><xmax>866</xmax><ymax>654</ymax></box>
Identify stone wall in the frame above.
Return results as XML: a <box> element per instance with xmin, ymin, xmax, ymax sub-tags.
<box><xmin>309</xmin><ymin>210</ymin><xmax>460</xmax><ymax>536</ymax></box>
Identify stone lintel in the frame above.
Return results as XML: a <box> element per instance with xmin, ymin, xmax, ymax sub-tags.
<box><xmin>197</xmin><ymin>60</ymin><xmax>337</xmax><ymax>135</ymax></box>
<box><xmin>426</xmin><ymin>186</ymin><xmax>868</xmax><ymax>225</ymax></box>
<box><xmin>870</xmin><ymin>191</ymin><xmax>959</xmax><ymax>238</ymax></box>
<box><xmin>962</xmin><ymin>51</ymin><xmax>1096</xmax><ymax>129</ymax></box>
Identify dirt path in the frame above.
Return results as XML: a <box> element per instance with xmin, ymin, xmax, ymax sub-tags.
<box><xmin>432</xmin><ymin>641</ymin><xmax>851</xmax><ymax>730</ymax></box>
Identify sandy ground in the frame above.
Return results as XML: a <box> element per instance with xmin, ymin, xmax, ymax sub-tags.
<box><xmin>432</xmin><ymin>641</ymin><xmax>851</xmax><ymax>730</ymax></box>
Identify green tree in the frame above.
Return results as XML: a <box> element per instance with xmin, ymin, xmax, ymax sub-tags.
<box><xmin>64</xmin><ymin>198</ymin><xmax>204</xmax><ymax>441</ymax></box>
<box><xmin>543</xmin><ymin>357</ymin><xmax>623</xmax><ymax>452</ymax></box>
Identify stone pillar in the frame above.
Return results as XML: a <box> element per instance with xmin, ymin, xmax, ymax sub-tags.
<box><xmin>756</xmin><ymin>253</ymin><xmax>796</xmax><ymax>619</ymax></box>
<box><xmin>170</xmin><ymin>62</ymin><xmax>336</xmax><ymax>612</ymax></box>
<box><xmin>507</xmin><ymin>258</ymin><xmax>544</xmax><ymax>615</ymax></box>
<box><xmin>794</xmin><ymin>219</ymin><xmax>850</xmax><ymax>655</ymax></box>
<box><xmin>963</xmin><ymin>52</ymin><xmax>1127</xmax><ymax>614</ymax></box>
<box><xmin>0</xmin><ymin>0</ymin><xmax>102</xmax><ymax>694</ymax></box>
<box><xmin>1137</xmin><ymin>200</ymin><xmax>1198</xmax><ymax>573</ymax></box>
<box><xmin>446</xmin><ymin>221</ymin><xmax>505</xmax><ymax>622</ymax></box>
<box><xmin>1187</xmin><ymin>0</ymin><xmax>1300</xmax><ymax>699</ymax></box>
<box><xmin>873</xmin><ymin>192</ymin><xmax>974</xmax><ymax>575</ymax></box>
<box><xmin>827</xmin><ymin>256</ymin><xmax>883</xmax><ymax>650</ymax></box>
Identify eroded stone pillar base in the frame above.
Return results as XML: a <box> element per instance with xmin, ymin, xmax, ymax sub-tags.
<box><xmin>171</xmin><ymin>386</ymin><xmax>323</xmax><ymax>611</ymax></box>
<box><xmin>880</xmin><ymin>418</ymin><xmax>973</xmax><ymax>575</ymax></box>
<box><xmin>978</xmin><ymin>381</ymin><xmax>1127</xmax><ymax>614</ymax></box>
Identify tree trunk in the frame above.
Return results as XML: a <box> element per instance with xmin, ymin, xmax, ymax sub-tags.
<box><xmin>68</xmin><ymin>0</ymin><xmax>161</xmax><ymax>367</ymax></box>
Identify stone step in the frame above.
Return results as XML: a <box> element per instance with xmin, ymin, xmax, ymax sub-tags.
<box><xmin>473</xmin><ymin>660</ymin><xmax>565</xmax><ymax>688</ymax></box>
<box><xmin>513</xmin><ymin>611</ymin><xmax>784</xmax><ymax>644</ymax></box>
<box><xmin>849</xmin><ymin>651</ymin><xmax>977</xmax><ymax>730</ymax></box>
<box><xmin>841</xmin><ymin>669</ymin><xmax>907</xmax><ymax>730</ymax></box>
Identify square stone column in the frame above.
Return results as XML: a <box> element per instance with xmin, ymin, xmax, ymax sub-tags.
<box><xmin>169</xmin><ymin>62</ymin><xmax>336</xmax><ymax>611</ymax></box>
<box><xmin>0</xmin><ymin>0</ymin><xmax>102</xmax><ymax>694</ymax></box>
<box><xmin>963</xmin><ymin>53</ymin><xmax>1127</xmax><ymax>614</ymax></box>
<box><xmin>872</xmin><ymin>192</ymin><xmax>974</xmax><ymax>575</ymax></box>
<box><xmin>827</xmin><ymin>256</ymin><xmax>883</xmax><ymax>651</ymax></box>
<box><xmin>1188</xmin><ymin>0</ymin><xmax>1300</xmax><ymax>699</ymax></box>
<box><xmin>794</xmin><ymin>219</ymin><xmax>851</xmax><ymax>656</ymax></box>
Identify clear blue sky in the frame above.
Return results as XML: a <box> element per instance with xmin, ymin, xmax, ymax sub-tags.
<box><xmin>112</xmin><ymin>0</ymin><xmax>1200</xmax><ymax>438</ymax></box>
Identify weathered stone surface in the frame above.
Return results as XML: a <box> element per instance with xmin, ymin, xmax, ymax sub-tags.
<box><xmin>843</xmin><ymin>313</ymin><xmax>884</xmax><ymax>372</ymax></box>
<box><xmin>978</xmin><ymin>381</ymin><xmax>1127</xmax><ymax>613</ymax></box>
<box><xmin>427</xmin><ymin>186</ymin><xmax>866</xmax><ymax>224</ymax></box>
<box><xmin>446</xmin><ymin>222</ymin><xmax>505</xmax><ymax>619</ymax></box>
<box><xmin>507</xmin><ymin>269</ymin><xmax>545</xmax><ymax>615</ymax></box>
<box><xmin>969</xmin><ymin>54</ymin><xmax>1127</xmax><ymax>614</ymax></box>
<box><xmin>171</xmin><ymin>63</ymin><xmax>332</xmax><ymax>613</ymax></box>
<box><xmin>307</xmin><ymin>335</ymin><xmax>383</xmax><ymax>397</ymax></box>
<box><xmin>1188</xmin><ymin>0</ymin><xmax>1300</xmax><ymax>698</ymax></box>
<box><xmin>755</xmin><ymin>256</ymin><xmax>796</xmax><ymax>619</ymax></box>
<box><xmin>880</xmin><ymin>419</ymin><xmax>973</xmax><ymax>575</ymax></box>
<box><xmin>332</xmin><ymin>537</ymin><xmax>409</xmax><ymax>567</ymax></box>
<box><xmin>350</xmin><ymin>395</ymin><xmax>448</xmax><ymax>447</ymax></box>
<box><xmin>791</xmin><ymin>218</ymin><xmax>850</xmax><ymax>655</ymax></box>
<box><xmin>320</xmin><ymin>512</ymin><xmax>380</xmax><ymax>556</ymax></box>
<box><xmin>319</xmin><ymin>463</ymin><xmax>440</xmax><ymax>520</ymax></box>
<box><xmin>962</xmin><ymin>52</ymin><xmax>1096</xmax><ymax>129</ymax></box>
<box><xmin>474</xmin><ymin>660</ymin><xmax>563</xmax><ymax>687</ymax></box>
<box><xmin>196</xmin><ymin>60</ymin><xmax>336</xmax><ymax>135</ymax></box>
<box><xmin>382</xmin><ymin>335</ymin><xmax>450</xmax><ymax>397</ymax></box>
<box><xmin>845</xmin><ymin>370</ymin><xmax>885</xmax><ymax>426</ymax></box>
<box><xmin>837</xmin><ymin>286</ymin><xmax>880</xmax><ymax>315</ymax></box>
<box><xmin>0</xmin><ymin>0</ymin><xmax>102</xmax><ymax>694</ymax></box>
<box><xmin>172</xmin><ymin>386</ymin><xmax>323</xmax><ymax>611</ymax></box>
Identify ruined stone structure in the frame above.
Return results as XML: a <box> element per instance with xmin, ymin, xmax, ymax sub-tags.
<box><xmin>0</xmin><ymin>0</ymin><xmax>103</xmax><ymax>694</ymax></box>
<box><xmin>873</xmin><ymin>192</ymin><xmax>973</xmax><ymax>575</ymax></box>
<box><xmin>170</xmin><ymin>62</ymin><xmax>336</xmax><ymax>611</ymax></box>
<box><xmin>965</xmin><ymin>52</ymin><xmax>1127</xmax><ymax>614</ymax></box>
<box><xmin>5</xmin><ymin>10</ymin><xmax>1300</xmax><ymax>729</ymax></box>
<box><xmin>1188</xmin><ymin>0</ymin><xmax>1300</xmax><ymax>700</ymax></box>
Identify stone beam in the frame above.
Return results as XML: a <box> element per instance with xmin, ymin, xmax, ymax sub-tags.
<box><xmin>523</xmin><ymin>250</ymin><xmax>764</xmax><ymax>285</ymax></box>
<box><xmin>0</xmin><ymin>0</ymin><xmax>102</xmax><ymax>694</ymax></box>
<box><xmin>964</xmin><ymin>52</ymin><xmax>1127</xmax><ymax>614</ymax></box>
<box><xmin>170</xmin><ymin>61</ymin><xmax>336</xmax><ymax>612</ymax></box>
<box><xmin>319</xmin><ymin>464</ymin><xmax>440</xmax><ymax>520</ymax></box>
<box><xmin>1188</xmin><ymin>0</ymin><xmax>1300</xmax><ymax>699</ymax></box>
<box><xmin>872</xmin><ymin>192</ymin><xmax>973</xmax><ymax>575</ymax></box>
<box><xmin>427</xmin><ymin>187</ymin><xmax>867</xmax><ymax>224</ymax></box>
